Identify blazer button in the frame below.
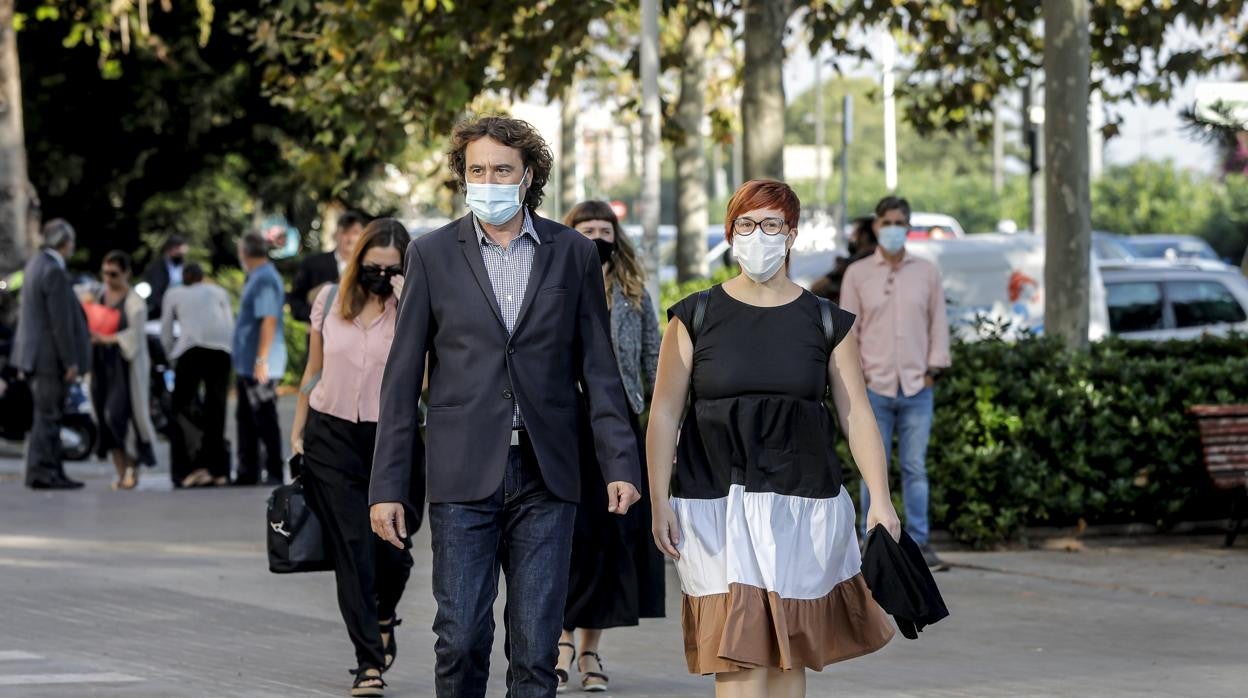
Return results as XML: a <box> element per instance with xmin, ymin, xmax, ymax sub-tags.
<box><xmin>502</xmin><ymin>389</ymin><xmax>514</xmax><ymax>399</ymax></box>
<box><xmin>507</xmin><ymin>347</ymin><xmax>515</xmax><ymax>355</ymax></box>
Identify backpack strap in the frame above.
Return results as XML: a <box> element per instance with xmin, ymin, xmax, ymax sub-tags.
<box><xmin>300</xmin><ymin>284</ymin><xmax>339</xmax><ymax>396</ymax></box>
<box><xmin>319</xmin><ymin>284</ymin><xmax>339</xmax><ymax>334</ymax></box>
<box><xmin>816</xmin><ymin>295</ymin><xmax>836</xmax><ymax>352</ymax></box>
<box><xmin>690</xmin><ymin>288</ymin><xmax>710</xmax><ymax>344</ymax></box>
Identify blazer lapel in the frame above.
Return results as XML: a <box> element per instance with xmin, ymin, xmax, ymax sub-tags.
<box><xmin>512</xmin><ymin>216</ymin><xmax>557</xmax><ymax>335</ymax></box>
<box><xmin>456</xmin><ymin>215</ymin><xmax>506</xmax><ymax>329</ymax></box>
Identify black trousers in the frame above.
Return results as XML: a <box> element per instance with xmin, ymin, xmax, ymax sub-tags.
<box><xmin>302</xmin><ymin>410</ymin><xmax>413</xmax><ymax>669</ymax></box>
<box><xmin>24</xmin><ymin>372</ymin><xmax>67</xmax><ymax>486</ymax></box>
<box><xmin>170</xmin><ymin>348</ymin><xmax>232</xmax><ymax>484</ymax></box>
<box><xmin>235</xmin><ymin>376</ymin><xmax>283</xmax><ymax>483</ymax></box>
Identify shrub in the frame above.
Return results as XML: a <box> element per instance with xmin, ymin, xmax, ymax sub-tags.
<box><xmin>878</xmin><ymin>332</ymin><xmax>1248</xmax><ymax>548</ymax></box>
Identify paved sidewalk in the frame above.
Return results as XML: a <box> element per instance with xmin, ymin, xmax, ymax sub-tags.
<box><xmin>0</xmin><ymin>434</ymin><xmax>1245</xmax><ymax>696</ymax></box>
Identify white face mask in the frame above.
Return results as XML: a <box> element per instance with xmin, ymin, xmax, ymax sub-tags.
<box><xmin>733</xmin><ymin>231</ymin><xmax>790</xmax><ymax>283</ymax></box>
<box><xmin>465</xmin><ymin>168</ymin><xmax>528</xmax><ymax>225</ymax></box>
<box><xmin>878</xmin><ymin>225</ymin><xmax>908</xmax><ymax>254</ymax></box>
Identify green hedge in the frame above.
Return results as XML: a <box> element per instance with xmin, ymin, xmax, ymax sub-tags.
<box><xmin>910</xmin><ymin>331</ymin><xmax>1248</xmax><ymax>547</ymax></box>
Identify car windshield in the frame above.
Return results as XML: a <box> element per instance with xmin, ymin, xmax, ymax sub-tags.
<box><xmin>1128</xmin><ymin>238</ymin><xmax>1219</xmax><ymax>261</ymax></box>
<box><xmin>1093</xmin><ymin>236</ymin><xmax>1134</xmax><ymax>260</ymax></box>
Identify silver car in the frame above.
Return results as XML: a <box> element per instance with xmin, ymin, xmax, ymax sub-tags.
<box><xmin>1100</xmin><ymin>264</ymin><xmax>1248</xmax><ymax>340</ymax></box>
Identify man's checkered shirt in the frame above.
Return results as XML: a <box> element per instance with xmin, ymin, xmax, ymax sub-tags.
<box><xmin>473</xmin><ymin>210</ymin><xmax>541</xmax><ymax>428</ymax></box>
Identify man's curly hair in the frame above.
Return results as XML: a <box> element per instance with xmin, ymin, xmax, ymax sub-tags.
<box><xmin>447</xmin><ymin>116</ymin><xmax>554</xmax><ymax>210</ymax></box>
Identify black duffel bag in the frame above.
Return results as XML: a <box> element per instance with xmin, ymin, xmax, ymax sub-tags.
<box><xmin>267</xmin><ymin>465</ymin><xmax>332</xmax><ymax>574</ymax></box>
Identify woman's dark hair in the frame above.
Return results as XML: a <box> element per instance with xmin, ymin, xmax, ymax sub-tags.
<box><xmin>447</xmin><ymin>116</ymin><xmax>553</xmax><ymax>210</ymax></box>
<box><xmin>564</xmin><ymin>201</ymin><xmax>646</xmax><ymax>307</ymax></box>
<box><xmin>183</xmin><ymin>263</ymin><xmax>205</xmax><ymax>284</ymax></box>
<box><xmin>102</xmin><ymin>250</ymin><xmax>132</xmax><ymax>274</ymax></box>
<box><xmin>850</xmin><ymin>215</ymin><xmax>877</xmax><ymax>254</ymax></box>
<box><xmin>338</xmin><ymin>218</ymin><xmax>411</xmax><ymax>322</ymax></box>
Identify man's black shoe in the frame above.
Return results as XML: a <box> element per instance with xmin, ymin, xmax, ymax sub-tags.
<box><xmin>920</xmin><ymin>543</ymin><xmax>950</xmax><ymax>571</ymax></box>
<box><xmin>29</xmin><ymin>477</ymin><xmax>84</xmax><ymax>490</ymax></box>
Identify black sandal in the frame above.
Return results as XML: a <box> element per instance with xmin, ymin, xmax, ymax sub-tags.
<box><xmin>555</xmin><ymin>641</ymin><xmax>576</xmax><ymax>693</ymax></box>
<box><xmin>379</xmin><ymin>618</ymin><xmax>402</xmax><ymax>672</ymax></box>
<box><xmin>349</xmin><ymin>666</ymin><xmax>386</xmax><ymax>697</ymax></box>
<box><xmin>579</xmin><ymin>650</ymin><xmax>609</xmax><ymax>693</ymax></box>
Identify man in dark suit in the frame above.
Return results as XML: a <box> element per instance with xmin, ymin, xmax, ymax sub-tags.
<box><xmin>287</xmin><ymin>210</ymin><xmax>366</xmax><ymax>322</ymax></box>
<box><xmin>141</xmin><ymin>235</ymin><xmax>189</xmax><ymax>319</ymax></box>
<box><xmin>12</xmin><ymin>219</ymin><xmax>91</xmax><ymax>489</ymax></box>
<box><xmin>369</xmin><ymin>117</ymin><xmax>641</xmax><ymax>698</ymax></box>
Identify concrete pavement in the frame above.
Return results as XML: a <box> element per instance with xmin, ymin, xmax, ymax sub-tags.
<box><xmin>0</xmin><ymin>415</ymin><xmax>1246</xmax><ymax>696</ymax></box>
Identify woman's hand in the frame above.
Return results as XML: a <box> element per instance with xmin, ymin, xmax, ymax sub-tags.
<box><xmin>651</xmin><ymin>501</ymin><xmax>681</xmax><ymax>560</ymax></box>
<box><xmin>867</xmin><ymin>499</ymin><xmax>902</xmax><ymax>542</ymax></box>
<box><xmin>390</xmin><ymin>274</ymin><xmax>404</xmax><ymax>298</ymax></box>
<box><xmin>290</xmin><ymin>434</ymin><xmax>304</xmax><ymax>456</ymax></box>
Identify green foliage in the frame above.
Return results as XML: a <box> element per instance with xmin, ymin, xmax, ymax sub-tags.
<box><xmin>1089</xmin><ymin>163</ymin><xmax>1248</xmax><ymax>260</ymax></box>
<box><xmin>839</xmin><ymin>332</ymin><xmax>1248</xmax><ymax>548</ymax></box>
<box><xmin>805</xmin><ymin>1</ymin><xmax>1246</xmax><ymax>139</ymax></box>
<box><xmin>659</xmin><ymin>266</ymin><xmax>738</xmax><ymax>324</ymax></box>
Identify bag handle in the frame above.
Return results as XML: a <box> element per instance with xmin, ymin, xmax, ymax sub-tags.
<box><xmin>300</xmin><ymin>284</ymin><xmax>339</xmax><ymax>396</ymax></box>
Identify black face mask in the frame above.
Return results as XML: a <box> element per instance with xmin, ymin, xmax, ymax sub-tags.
<box><xmin>168</xmin><ymin>254</ymin><xmax>184</xmax><ymax>266</ymax></box>
<box><xmin>594</xmin><ymin>238</ymin><xmax>617</xmax><ymax>265</ymax></box>
<box><xmin>360</xmin><ymin>266</ymin><xmax>401</xmax><ymax>298</ymax></box>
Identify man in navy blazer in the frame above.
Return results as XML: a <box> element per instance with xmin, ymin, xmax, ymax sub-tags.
<box><xmin>370</xmin><ymin>116</ymin><xmax>641</xmax><ymax>697</ymax></box>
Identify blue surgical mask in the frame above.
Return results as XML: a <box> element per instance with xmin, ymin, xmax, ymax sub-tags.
<box><xmin>465</xmin><ymin>169</ymin><xmax>528</xmax><ymax>225</ymax></box>
<box><xmin>878</xmin><ymin>225</ymin><xmax>908</xmax><ymax>253</ymax></box>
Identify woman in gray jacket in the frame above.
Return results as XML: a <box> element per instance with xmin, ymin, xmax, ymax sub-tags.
<box><xmin>556</xmin><ymin>201</ymin><xmax>665</xmax><ymax>692</ymax></box>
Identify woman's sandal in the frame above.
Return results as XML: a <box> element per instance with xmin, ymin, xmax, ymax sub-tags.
<box><xmin>350</xmin><ymin>666</ymin><xmax>386</xmax><ymax>697</ymax></box>
<box><xmin>555</xmin><ymin>641</ymin><xmax>576</xmax><ymax>693</ymax></box>
<box><xmin>579</xmin><ymin>650</ymin><xmax>609</xmax><ymax>693</ymax></box>
<box><xmin>379</xmin><ymin>618</ymin><xmax>402</xmax><ymax>672</ymax></box>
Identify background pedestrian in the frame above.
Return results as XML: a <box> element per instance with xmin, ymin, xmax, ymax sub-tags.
<box><xmin>89</xmin><ymin>250</ymin><xmax>158</xmax><ymax>490</ymax></box>
<box><xmin>12</xmin><ymin>219</ymin><xmax>91</xmax><ymax>490</ymax></box>
<box><xmin>291</xmin><ymin>218</ymin><xmax>413</xmax><ymax>697</ymax></box>
<box><xmin>289</xmin><ymin>210</ymin><xmax>367</xmax><ymax>323</ymax></box>
<box><xmin>557</xmin><ymin>200</ymin><xmax>666</xmax><ymax>692</ymax></box>
<box><xmin>840</xmin><ymin>195</ymin><xmax>951</xmax><ymax>569</ymax></box>
<box><xmin>232</xmin><ymin>231</ymin><xmax>286</xmax><ymax>486</ymax></box>
<box><xmin>161</xmin><ymin>262</ymin><xmax>235</xmax><ymax>488</ymax></box>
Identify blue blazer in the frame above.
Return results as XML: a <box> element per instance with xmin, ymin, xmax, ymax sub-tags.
<box><xmin>370</xmin><ymin>211</ymin><xmax>641</xmax><ymax>511</ymax></box>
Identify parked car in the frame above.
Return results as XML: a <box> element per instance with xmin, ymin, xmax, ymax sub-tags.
<box><xmin>1092</xmin><ymin>232</ymin><xmax>1137</xmax><ymax>263</ymax></box>
<box><xmin>1121</xmin><ymin>234</ymin><xmax>1235</xmax><ymax>271</ymax></box>
<box><xmin>1099</xmin><ymin>264</ymin><xmax>1248</xmax><ymax>340</ymax></box>
<box><xmin>908</xmin><ymin>212</ymin><xmax>966</xmax><ymax>240</ymax></box>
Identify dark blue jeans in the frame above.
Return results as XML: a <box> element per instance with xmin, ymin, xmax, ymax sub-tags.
<box><xmin>860</xmin><ymin>387</ymin><xmax>935</xmax><ymax>545</ymax></box>
<box><xmin>429</xmin><ymin>437</ymin><xmax>576</xmax><ymax>698</ymax></box>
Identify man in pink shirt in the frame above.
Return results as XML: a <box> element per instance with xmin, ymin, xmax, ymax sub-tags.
<box><xmin>840</xmin><ymin>196</ymin><xmax>951</xmax><ymax>569</ymax></box>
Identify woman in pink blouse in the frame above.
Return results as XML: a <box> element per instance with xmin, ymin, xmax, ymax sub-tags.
<box><xmin>290</xmin><ymin>218</ymin><xmax>411</xmax><ymax>697</ymax></box>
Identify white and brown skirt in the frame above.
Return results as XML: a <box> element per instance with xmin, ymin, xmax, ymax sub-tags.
<box><xmin>670</xmin><ymin>395</ymin><xmax>894</xmax><ymax>674</ymax></box>
<box><xmin>672</xmin><ymin>485</ymin><xmax>894</xmax><ymax>674</ymax></box>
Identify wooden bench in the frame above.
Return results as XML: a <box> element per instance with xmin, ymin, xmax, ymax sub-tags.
<box><xmin>1190</xmin><ymin>405</ymin><xmax>1248</xmax><ymax>547</ymax></box>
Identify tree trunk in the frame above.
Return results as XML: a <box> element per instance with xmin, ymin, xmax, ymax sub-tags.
<box><xmin>1043</xmin><ymin>0</ymin><xmax>1091</xmax><ymax>349</ymax></box>
<box><xmin>675</xmin><ymin>16</ymin><xmax>710</xmax><ymax>282</ymax></box>
<box><xmin>741</xmin><ymin>0</ymin><xmax>791</xmax><ymax>181</ymax></box>
<box><xmin>559</xmin><ymin>79</ymin><xmax>579</xmax><ymax>219</ymax></box>
<box><xmin>0</xmin><ymin>0</ymin><xmax>29</xmax><ymax>274</ymax></box>
<box><xmin>639</xmin><ymin>0</ymin><xmax>661</xmax><ymax>309</ymax></box>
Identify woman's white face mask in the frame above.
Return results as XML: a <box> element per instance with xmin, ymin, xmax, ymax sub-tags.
<box><xmin>733</xmin><ymin>231</ymin><xmax>791</xmax><ymax>283</ymax></box>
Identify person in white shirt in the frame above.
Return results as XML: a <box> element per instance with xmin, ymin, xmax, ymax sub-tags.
<box><xmin>160</xmin><ymin>263</ymin><xmax>235</xmax><ymax>487</ymax></box>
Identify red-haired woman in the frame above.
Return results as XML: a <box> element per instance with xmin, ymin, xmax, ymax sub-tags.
<box><xmin>290</xmin><ymin>218</ymin><xmax>414</xmax><ymax>697</ymax></box>
<box><xmin>647</xmin><ymin>180</ymin><xmax>901</xmax><ymax>697</ymax></box>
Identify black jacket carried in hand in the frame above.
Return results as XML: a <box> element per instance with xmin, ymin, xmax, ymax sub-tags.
<box><xmin>861</xmin><ymin>525</ymin><xmax>950</xmax><ymax>639</ymax></box>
